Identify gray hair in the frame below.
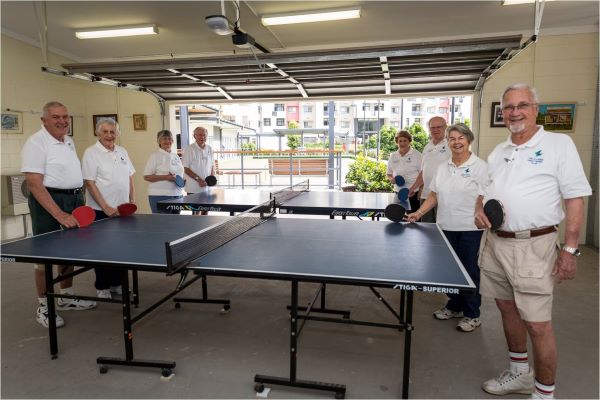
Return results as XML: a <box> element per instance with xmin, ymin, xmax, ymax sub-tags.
<box><xmin>501</xmin><ymin>83</ymin><xmax>539</xmax><ymax>107</ymax></box>
<box><xmin>427</xmin><ymin>116</ymin><xmax>447</xmax><ymax>128</ymax></box>
<box><xmin>95</xmin><ymin>117</ymin><xmax>120</xmax><ymax>136</ymax></box>
<box><xmin>156</xmin><ymin>129</ymin><xmax>173</xmax><ymax>141</ymax></box>
<box><xmin>42</xmin><ymin>101</ymin><xmax>66</xmax><ymax>117</ymax></box>
<box><xmin>446</xmin><ymin>123</ymin><xmax>475</xmax><ymax>143</ymax></box>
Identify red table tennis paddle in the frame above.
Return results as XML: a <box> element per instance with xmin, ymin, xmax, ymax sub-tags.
<box><xmin>72</xmin><ymin>206</ymin><xmax>95</xmax><ymax>228</ymax></box>
<box><xmin>117</xmin><ymin>203</ymin><xmax>137</xmax><ymax>216</ymax></box>
<box><xmin>483</xmin><ymin>199</ymin><xmax>505</xmax><ymax>231</ymax></box>
<box><xmin>205</xmin><ymin>175</ymin><xmax>217</xmax><ymax>187</ymax></box>
<box><xmin>385</xmin><ymin>203</ymin><xmax>406</xmax><ymax>223</ymax></box>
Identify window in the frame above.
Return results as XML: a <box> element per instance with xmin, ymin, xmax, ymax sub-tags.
<box><xmin>427</xmin><ymin>106</ymin><xmax>436</xmax><ymax>113</ymax></box>
<box><xmin>341</xmin><ymin>120</ymin><xmax>350</xmax><ymax>128</ymax></box>
<box><xmin>392</xmin><ymin>121</ymin><xmax>400</xmax><ymax>127</ymax></box>
<box><xmin>374</xmin><ymin>103</ymin><xmax>384</xmax><ymax>111</ymax></box>
<box><xmin>274</xmin><ymin>104</ymin><xmax>285</xmax><ymax>112</ymax></box>
<box><xmin>303</xmin><ymin>105</ymin><xmax>313</xmax><ymax>113</ymax></box>
<box><xmin>323</xmin><ymin>104</ymin><xmax>335</xmax><ymax>113</ymax></box>
<box><xmin>276</xmin><ymin>118</ymin><xmax>285</xmax><ymax>126</ymax></box>
<box><xmin>454</xmin><ymin>105</ymin><xmax>461</xmax><ymax>112</ymax></box>
<box><xmin>341</xmin><ymin>106</ymin><xmax>350</xmax><ymax>114</ymax></box>
<box><xmin>391</xmin><ymin>106</ymin><xmax>400</xmax><ymax>114</ymax></box>
<box><xmin>362</xmin><ymin>104</ymin><xmax>370</xmax><ymax>111</ymax></box>
<box><xmin>439</xmin><ymin>107</ymin><xmax>448</xmax><ymax>113</ymax></box>
<box><xmin>412</xmin><ymin>104</ymin><xmax>422</xmax><ymax>116</ymax></box>
<box><xmin>287</xmin><ymin>106</ymin><xmax>297</xmax><ymax>113</ymax></box>
<box><xmin>323</xmin><ymin>119</ymin><xmax>329</xmax><ymax>126</ymax></box>
<box><xmin>303</xmin><ymin>121</ymin><xmax>313</xmax><ymax>128</ymax></box>
<box><xmin>414</xmin><ymin>118</ymin><xmax>422</xmax><ymax>125</ymax></box>
<box><xmin>263</xmin><ymin>118</ymin><xmax>271</xmax><ymax>126</ymax></box>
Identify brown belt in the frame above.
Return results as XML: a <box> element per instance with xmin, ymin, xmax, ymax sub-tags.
<box><xmin>495</xmin><ymin>226</ymin><xmax>557</xmax><ymax>239</ymax></box>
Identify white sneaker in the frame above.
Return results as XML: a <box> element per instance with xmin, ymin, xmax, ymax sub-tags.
<box><xmin>531</xmin><ymin>391</ymin><xmax>554</xmax><ymax>399</ymax></box>
<box><xmin>36</xmin><ymin>306</ymin><xmax>65</xmax><ymax>328</ymax></box>
<box><xmin>456</xmin><ymin>317</ymin><xmax>481</xmax><ymax>332</ymax></box>
<box><xmin>482</xmin><ymin>369</ymin><xmax>534</xmax><ymax>395</ymax></box>
<box><xmin>109</xmin><ymin>285</ymin><xmax>123</xmax><ymax>296</ymax></box>
<box><xmin>97</xmin><ymin>289</ymin><xmax>112</xmax><ymax>299</ymax></box>
<box><xmin>57</xmin><ymin>297</ymin><xmax>97</xmax><ymax>311</ymax></box>
<box><xmin>433</xmin><ymin>307</ymin><xmax>463</xmax><ymax>320</ymax></box>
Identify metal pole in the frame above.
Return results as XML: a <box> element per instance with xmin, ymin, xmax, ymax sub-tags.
<box><xmin>363</xmin><ymin>102</ymin><xmax>366</xmax><ymax>156</ymax></box>
<box><xmin>376</xmin><ymin>100</ymin><xmax>381</xmax><ymax>160</ymax></box>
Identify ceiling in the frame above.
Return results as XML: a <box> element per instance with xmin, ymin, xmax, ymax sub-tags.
<box><xmin>1</xmin><ymin>1</ymin><xmax>597</xmax><ymax>102</ymax></box>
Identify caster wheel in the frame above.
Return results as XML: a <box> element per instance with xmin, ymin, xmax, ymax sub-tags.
<box><xmin>335</xmin><ymin>392</ymin><xmax>345</xmax><ymax>399</ymax></box>
<box><xmin>254</xmin><ymin>384</ymin><xmax>265</xmax><ymax>393</ymax></box>
<box><xmin>99</xmin><ymin>365</ymin><xmax>108</xmax><ymax>374</ymax></box>
<box><xmin>174</xmin><ymin>302</ymin><xmax>181</xmax><ymax>309</ymax></box>
<box><xmin>161</xmin><ymin>368</ymin><xmax>172</xmax><ymax>377</ymax></box>
<box><xmin>220</xmin><ymin>304</ymin><xmax>231</xmax><ymax>313</ymax></box>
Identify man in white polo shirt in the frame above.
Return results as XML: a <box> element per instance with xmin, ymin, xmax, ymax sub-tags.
<box><xmin>475</xmin><ymin>84</ymin><xmax>591</xmax><ymax>399</ymax></box>
<box><xmin>408</xmin><ymin>116</ymin><xmax>450</xmax><ymax>222</ymax></box>
<box><xmin>183</xmin><ymin>127</ymin><xmax>215</xmax><ymax>215</ymax></box>
<box><xmin>21</xmin><ymin>101</ymin><xmax>96</xmax><ymax>329</ymax></box>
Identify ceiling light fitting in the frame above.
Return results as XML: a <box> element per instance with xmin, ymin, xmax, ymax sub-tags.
<box><xmin>261</xmin><ymin>7</ymin><xmax>360</xmax><ymax>26</ymax></box>
<box><xmin>75</xmin><ymin>25</ymin><xmax>158</xmax><ymax>39</ymax></box>
<box><xmin>205</xmin><ymin>15</ymin><xmax>235</xmax><ymax>35</ymax></box>
<box><xmin>501</xmin><ymin>0</ymin><xmax>554</xmax><ymax>5</ymax></box>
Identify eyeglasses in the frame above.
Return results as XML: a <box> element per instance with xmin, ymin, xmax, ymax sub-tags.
<box><xmin>429</xmin><ymin>125</ymin><xmax>446</xmax><ymax>130</ymax></box>
<box><xmin>502</xmin><ymin>102</ymin><xmax>536</xmax><ymax>112</ymax></box>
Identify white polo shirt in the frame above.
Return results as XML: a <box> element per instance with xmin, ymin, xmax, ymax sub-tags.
<box><xmin>82</xmin><ymin>141</ymin><xmax>135</xmax><ymax>210</ymax></box>
<box><xmin>420</xmin><ymin>139</ymin><xmax>450</xmax><ymax>199</ymax></box>
<box><xmin>483</xmin><ymin>127</ymin><xmax>591</xmax><ymax>232</ymax></box>
<box><xmin>430</xmin><ymin>153</ymin><xmax>488</xmax><ymax>231</ymax></box>
<box><xmin>143</xmin><ymin>148</ymin><xmax>185</xmax><ymax>196</ymax></box>
<box><xmin>387</xmin><ymin>148</ymin><xmax>422</xmax><ymax>192</ymax></box>
<box><xmin>182</xmin><ymin>142</ymin><xmax>214</xmax><ymax>193</ymax></box>
<box><xmin>21</xmin><ymin>126</ymin><xmax>83</xmax><ymax>189</ymax></box>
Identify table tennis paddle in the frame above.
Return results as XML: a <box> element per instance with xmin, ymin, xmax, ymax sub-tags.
<box><xmin>483</xmin><ymin>199</ymin><xmax>505</xmax><ymax>231</ymax></box>
<box><xmin>174</xmin><ymin>174</ymin><xmax>185</xmax><ymax>188</ymax></box>
<box><xmin>394</xmin><ymin>175</ymin><xmax>405</xmax><ymax>186</ymax></box>
<box><xmin>385</xmin><ymin>203</ymin><xmax>406</xmax><ymax>223</ymax></box>
<box><xmin>205</xmin><ymin>175</ymin><xmax>217</xmax><ymax>187</ymax></box>
<box><xmin>72</xmin><ymin>206</ymin><xmax>95</xmax><ymax>228</ymax></box>
<box><xmin>397</xmin><ymin>187</ymin><xmax>410</xmax><ymax>202</ymax></box>
<box><xmin>117</xmin><ymin>203</ymin><xmax>137</xmax><ymax>217</ymax></box>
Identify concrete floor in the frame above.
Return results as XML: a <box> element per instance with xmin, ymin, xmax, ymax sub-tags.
<box><xmin>1</xmin><ymin>245</ymin><xmax>598</xmax><ymax>399</ymax></box>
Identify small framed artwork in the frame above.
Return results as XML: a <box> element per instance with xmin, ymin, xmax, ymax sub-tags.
<box><xmin>1</xmin><ymin>111</ymin><xmax>23</xmax><ymax>134</ymax></box>
<box><xmin>490</xmin><ymin>102</ymin><xmax>504</xmax><ymax>128</ymax></box>
<box><xmin>133</xmin><ymin>113</ymin><xmax>147</xmax><ymax>131</ymax></box>
<box><xmin>67</xmin><ymin>116</ymin><xmax>74</xmax><ymax>136</ymax></box>
<box><xmin>93</xmin><ymin>114</ymin><xmax>118</xmax><ymax>135</ymax></box>
<box><xmin>536</xmin><ymin>103</ymin><xmax>576</xmax><ymax>132</ymax></box>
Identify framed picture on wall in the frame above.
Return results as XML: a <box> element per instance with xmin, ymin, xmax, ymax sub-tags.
<box><xmin>536</xmin><ymin>103</ymin><xmax>576</xmax><ymax>132</ymax></box>
<box><xmin>133</xmin><ymin>114</ymin><xmax>147</xmax><ymax>131</ymax></box>
<box><xmin>92</xmin><ymin>114</ymin><xmax>118</xmax><ymax>135</ymax></box>
<box><xmin>1</xmin><ymin>110</ymin><xmax>23</xmax><ymax>134</ymax></box>
<box><xmin>490</xmin><ymin>102</ymin><xmax>504</xmax><ymax>128</ymax></box>
<box><xmin>67</xmin><ymin>116</ymin><xmax>74</xmax><ymax>136</ymax></box>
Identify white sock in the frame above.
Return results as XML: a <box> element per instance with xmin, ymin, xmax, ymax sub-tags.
<box><xmin>534</xmin><ymin>379</ymin><xmax>555</xmax><ymax>398</ymax></box>
<box><xmin>509</xmin><ymin>351</ymin><xmax>530</xmax><ymax>374</ymax></box>
<box><xmin>60</xmin><ymin>287</ymin><xmax>74</xmax><ymax>295</ymax></box>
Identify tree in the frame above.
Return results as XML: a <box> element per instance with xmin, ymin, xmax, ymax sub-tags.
<box><xmin>463</xmin><ymin>118</ymin><xmax>471</xmax><ymax>127</ymax></box>
<box><xmin>240</xmin><ymin>142</ymin><xmax>256</xmax><ymax>151</ymax></box>
<box><xmin>407</xmin><ymin>123</ymin><xmax>428</xmax><ymax>153</ymax></box>
<box><xmin>287</xmin><ymin>120</ymin><xmax>299</xmax><ymax>129</ymax></box>
<box><xmin>345</xmin><ymin>155</ymin><xmax>393</xmax><ymax>192</ymax></box>
<box><xmin>287</xmin><ymin>134</ymin><xmax>300</xmax><ymax>150</ymax></box>
<box><xmin>366</xmin><ymin>125</ymin><xmax>396</xmax><ymax>160</ymax></box>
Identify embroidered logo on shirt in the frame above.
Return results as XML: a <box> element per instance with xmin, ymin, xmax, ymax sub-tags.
<box><xmin>527</xmin><ymin>149</ymin><xmax>544</xmax><ymax>165</ymax></box>
<box><xmin>461</xmin><ymin>167</ymin><xmax>471</xmax><ymax>178</ymax></box>
<box><xmin>439</xmin><ymin>146</ymin><xmax>447</xmax><ymax>154</ymax></box>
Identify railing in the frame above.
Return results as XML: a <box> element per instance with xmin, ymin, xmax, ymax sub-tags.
<box><xmin>213</xmin><ymin>150</ymin><xmax>343</xmax><ymax>190</ymax></box>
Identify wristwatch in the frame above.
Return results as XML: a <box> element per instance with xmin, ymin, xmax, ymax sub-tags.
<box><xmin>562</xmin><ymin>245</ymin><xmax>581</xmax><ymax>257</ymax></box>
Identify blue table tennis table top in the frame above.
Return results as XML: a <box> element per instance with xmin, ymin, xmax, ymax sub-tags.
<box><xmin>0</xmin><ymin>214</ymin><xmax>474</xmax><ymax>292</ymax></box>
<box><xmin>158</xmin><ymin>188</ymin><xmax>396</xmax><ymax>218</ymax></box>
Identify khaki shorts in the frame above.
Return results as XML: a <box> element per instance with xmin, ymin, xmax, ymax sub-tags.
<box><xmin>479</xmin><ymin>230</ymin><xmax>560</xmax><ymax>322</ymax></box>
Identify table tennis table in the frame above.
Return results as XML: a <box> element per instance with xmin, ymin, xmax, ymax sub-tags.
<box><xmin>0</xmin><ymin>197</ymin><xmax>474</xmax><ymax>399</ymax></box>
<box><xmin>157</xmin><ymin>180</ymin><xmax>395</xmax><ymax>219</ymax></box>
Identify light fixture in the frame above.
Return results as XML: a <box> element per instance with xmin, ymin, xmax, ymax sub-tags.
<box><xmin>261</xmin><ymin>7</ymin><xmax>360</xmax><ymax>26</ymax></box>
<box><xmin>205</xmin><ymin>15</ymin><xmax>235</xmax><ymax>35</ymax></box>
<box><xmin>75</xmin><ymin>25</ymin><xmax>158</xmax><ymax>39</ymax></box>
<box><xmin>502</xmin><ymin>0</ymin><xmax>556</xmax><ymax>5</ymax></box>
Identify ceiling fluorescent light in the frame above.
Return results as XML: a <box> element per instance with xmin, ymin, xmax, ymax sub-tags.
<box><xmin>261</xmin><ymin>7</ymin><xmax>360</xmax><ymax>26</ymax></box>
<box><xmin>502</xmin><ymin>0</ymin><xmax>556</xmax><ymax>5</ymax></box>
<box><xmin>75</xmin><ymin>25</ymin><xmax>158</xmax><ymax>39</ymax></box>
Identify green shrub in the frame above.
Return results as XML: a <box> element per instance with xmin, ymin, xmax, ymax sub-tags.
<box><xmin>240</xmin><ymin>142</ymin><xmax>256</xmax><ymax>151</ymax></box>
<box><xmin>345</xmin><ymin>155</ymin><xmax>393</xmax><ymax>192</ymax></box>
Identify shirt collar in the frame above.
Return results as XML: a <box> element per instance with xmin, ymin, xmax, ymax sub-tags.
<box><xmin>447</xmin><ymin>152</ymin><xmax>477</xmax><ymax>168</ymax></box>
<box><xmin>42</xmin><ymin>125</ymin><xmax>66</xmax><ymax>145</ymax></box>
<box><xmin>501</xmin><ymin>126</ymin><xmax>546</xmax><ymax>149</ymax></box>
<box><xmin>95</xmin><ymin>140</ymin><xmax>115</xmax><ymax>153</ymax></box>
<box><xmin>159</xmin><ymin>147</ymin><xmax>171</xmax><ymax>155</ymax></box>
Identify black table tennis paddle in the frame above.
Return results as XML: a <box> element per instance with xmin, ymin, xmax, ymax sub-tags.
<box><xmin>385</xmin><ymin>203</ymin><xmax>406</xmax><ymax>223</ymax></box>
<box><xmin>205</xmin><ymin>175</ymin><xmax>217</xmax><ymax>186</ymax></box>
<box><xmin>483</xmin><ymin>199</ymin><xmax>505</xmax><ymax>231</ymax></box>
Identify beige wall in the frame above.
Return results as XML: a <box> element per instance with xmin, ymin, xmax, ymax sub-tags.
<box><xmin>1</xmin><ymin>35</ymin><xmax>164</xmax><ymax>240</ymax></box>
<box><xmin>478</xmin><ymin>32</ymin><xmax>598</xmax><ymax>244</ymax></box>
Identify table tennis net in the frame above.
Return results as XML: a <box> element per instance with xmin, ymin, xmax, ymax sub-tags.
<box><xmin>270</xmin><ymin>179</ymin><xmax>309</xmax><ymax>205</ymax></box>
<box><xmin>165</xmin><ymin>199</ymin><xmax>276</xmax><ymax>274</ymax></box>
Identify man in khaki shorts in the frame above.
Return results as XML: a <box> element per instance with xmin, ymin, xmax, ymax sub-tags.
<box><xmin>474</xmin><ymin>84</ymin><xmax>591</xmax><ymax>399</ymax></box>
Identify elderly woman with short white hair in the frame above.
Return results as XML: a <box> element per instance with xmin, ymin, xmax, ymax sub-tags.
<box><xmin>143</xmin><ymin>129</ymin><xmax>185</xmax><ymax>214</ymax></box>
<box><xmin>82</xmin><ymin>117</ymin><xmax>135</xmax><ymax>299</ymax></box>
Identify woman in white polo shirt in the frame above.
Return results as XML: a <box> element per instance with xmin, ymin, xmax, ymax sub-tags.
<box><xmin>143</xmin><ymin>129</ymin><xmax>184</xmax><ymax>214</ymax></box>
<box><xmin>82</xmin><ymin>118</ymin><xmax>135</xmax><ymax>299</ymax></box>
<box><xmin>406</xmin><ymin>123</ymin><xmax>488</xmax><ymax>332</ymax></box>
<box><xmin>386</xmin><ymin>130</ymin><xmax>422</xmax><ymax>212</ymax></box>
